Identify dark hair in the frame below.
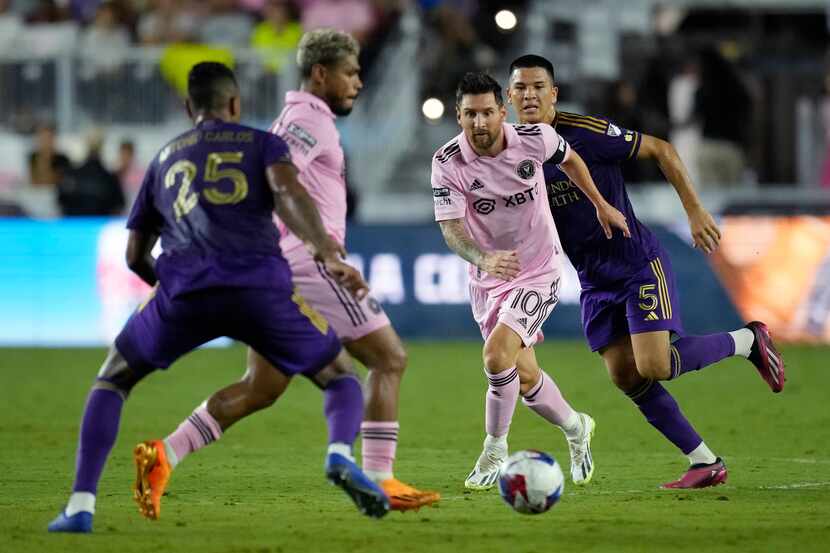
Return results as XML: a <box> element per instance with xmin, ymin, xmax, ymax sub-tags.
<box><xmin>187</xmin><ymin>62</ymin><xmax>238</xmax><ymax>113</ymax></box>
<box><xmin>455</xmin><ymin>72</ymin><xmax>504</xmax><ymax>106</ymax></box>
<box><xmin>509</xmin><ymin>54</ymin><xmax>555</xmax><ymax>84</ymax></box>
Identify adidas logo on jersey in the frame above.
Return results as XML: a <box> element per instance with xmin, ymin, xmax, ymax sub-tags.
<box><xmin>645</xmin><ymin>312</ymin><xmax>659</xmax><ymax>321</ymax></box>
<box><xmin>470</xmin><ymin>179</ymin><xmax>484</xmax><ymax>191</ymax></box>
<box><xmin>517</xmin><ymin>317</ymin><xmax>528</xmax><ymax>328</ymax></box>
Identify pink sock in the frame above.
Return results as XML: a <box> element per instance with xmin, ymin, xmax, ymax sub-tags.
<box><xmin>485</xmin><ymin>367</ymin><xmax>520</xmax><ymax>438</ymax></box>
<box><xmin>164</xmin><ymin>403</ymin><xmax>223</xmax><ymax>467</ymax></box>
<box><xmin>361</xmin><ymin>421</ymin><xmax>398</xmax><ymax>477</ymax></box>
<box><xmin>521</xmin><ymin>370</ymin><xmax>576</xmax><ymax>427</ymax></box>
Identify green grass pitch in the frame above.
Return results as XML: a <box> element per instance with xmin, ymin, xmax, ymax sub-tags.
<box><xmin>1</xmin><ymin>341</ymin><xmax>828</xmax><ymax>552</ymax></box>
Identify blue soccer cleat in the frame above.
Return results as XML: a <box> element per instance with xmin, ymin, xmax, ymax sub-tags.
<box><xmin>47</xmin><ymin>510</ymin><xmax>93</xmax><ymax>533</ymax></box>
<box><xmin>325</xmin><ymin>453</ymin><xmax>390</xmax><ymax>518</ymax></box>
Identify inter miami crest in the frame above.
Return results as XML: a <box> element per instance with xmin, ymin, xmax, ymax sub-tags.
<box><xmin>516</xmin><ymin>159</ymin><xmax>535</xmax><ymax>180</ymax></box>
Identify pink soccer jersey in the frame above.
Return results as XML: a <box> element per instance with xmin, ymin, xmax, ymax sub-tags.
<box><xmin>269</xmin><ymin>90</ymin><xmax>347</xmax><ymax>255</ymax></box>
<box><xmin>431</xmin><ymin>123</ymin><xmax>570</xmax><ymax>297</ymax></box>
<box><xmin>268</xmin><ymin>91</ymin><xmax>391</xmax><ymax>341</ymax></box>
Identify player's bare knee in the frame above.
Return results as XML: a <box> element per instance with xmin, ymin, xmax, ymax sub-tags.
<box><xmin>311</xmin><ymin>362</ymin><xmax>361</xmax><ymax>389</ymax></box>
<box><xmin>248</xmin><ymin>390</ymin><xmax>278</xmax><ymax>411</ymax></box>
<box><xmin>95</xmin><ymin>346</ymin><xmax>147</xmax><ymax>399</ymax></box>
<box><xmin>240</xmin><ymin>373</ymin><xmax>281</xmax><ymax>410</ymax></box>
<box><xmin>482</xmin><ymin>347</ymin><xmax>514</xmax><ymax>373</ymax></box>
<box><xmin>636</xmin><ymin>359</ymin><xmax>670</xmax><ymax>381</ymax></box>
<box><xmin>517</xmin><ymin>364</ymin><xmax>540</xmax><ymax>386</ymax></box>
<box><xmin>380</xmin><ymin>344</ymin><xmax>407</xmax><ymax>377</ymax></box>
<box><xmin>607</xmin><ymin>365</ymin><xmax>645</xmax><ymax>392</ymax></box>
<box><xmin>518</xmin><ymin>368</ymin><xmax>541</xmax><ymax>395</ymax></box>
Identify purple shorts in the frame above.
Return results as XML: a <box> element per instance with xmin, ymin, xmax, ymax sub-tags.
<box><xmin>580</xmin><ymin>251</ymin><xmax>684</xmax><ymax>352</ymax></box>
<box><xmin>115</xmin><ymin>284</ymin><xmax>341</xmax><ymax>377</ymax></box>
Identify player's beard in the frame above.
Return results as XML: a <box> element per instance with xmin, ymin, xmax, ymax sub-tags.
<box><xmin>331</xmin><ymin>92</ymin><xmax>358</xmax><ymax>116</ymax></box>
<box><xmin>332</xmin><ymin>103</ymin><xmax>354</xmax><ymax>116</ymax></box>
<box><xmin>472</xmin><ymin>129</ymin><xmax>497</xmax><ymax>150</ymax></box>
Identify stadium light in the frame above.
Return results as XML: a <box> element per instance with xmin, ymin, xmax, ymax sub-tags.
<box><xmin>495</xmin><ymin>9</ymin><xmax>517</xmax><ymax>31</ymax></box>
<box><xmin>422</xmin><ymin>98</ymin><xmax>445</xmax><ymax>120</ymax></box>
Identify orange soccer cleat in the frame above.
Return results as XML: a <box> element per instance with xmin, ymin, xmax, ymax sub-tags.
<box><xmin>132</xmin><ymin>440</ymin><xmax>171</xmax><ymax>520</ymax></box>
<box><xmin>379</xmin><ymin>478</ymin><xmax>441</xmax><ymax>511</ymax></box>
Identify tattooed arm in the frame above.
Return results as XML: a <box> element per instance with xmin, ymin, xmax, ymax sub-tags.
<box><xmin>438</xmin><ymin>218</ymin><xmax>520</xmax><ymax>281</ymax></box>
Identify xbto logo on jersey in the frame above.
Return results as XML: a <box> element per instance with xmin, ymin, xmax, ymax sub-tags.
<box><xmin>473</xmin><ymin>198</ymin><xmax>496</xmax><ymax>215</ymax></box>
<box><xmin>504</xmin><ymin>185</ymin><xmax>538</xmax><ymax>207</ymax></box>
<box><xmin>516</xmin><ymin>159</ymin><xmax>535</xmax><ymax>180</ymax></box>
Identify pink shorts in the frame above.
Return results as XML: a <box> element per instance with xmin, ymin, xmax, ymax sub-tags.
<box><xmin>470</xmin><ymin>280</ymin><xmax>560</xmax><ymax>347</ymax></box>
<box><xmin>285</xmin><ymin>247</ymin><xmax>391</xmax><ymax>343</ymax></box>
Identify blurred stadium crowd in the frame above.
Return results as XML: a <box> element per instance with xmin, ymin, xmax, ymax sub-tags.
<box><xmin>0</xmin><ymin>0</ymin><xmax>829</xmax><ymax>220</ymax></box>
<box><xmin>2</xmin><ymin>0</ymin><xmax>397</xmax><ymax>51</ymax></box>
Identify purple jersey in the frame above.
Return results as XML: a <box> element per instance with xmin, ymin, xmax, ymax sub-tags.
<box><xmin>127</xmin><ymin>119</ymin><xmax>292</xmax><ymax>297</ymax></box>
<box><xmin>543</xmin><ymin>111</ymin><xmax>659</xmax><ymax>289</ymax></box>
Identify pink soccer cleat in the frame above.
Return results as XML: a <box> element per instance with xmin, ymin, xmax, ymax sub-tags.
<box><xmin>661</xmin><ymin>458</ymin><xmax>728</xmax><ymax>489</ymax></box>
<box><xmin>745</xmin><ymin>321</ymin><xmax>785</xmax><ymax>393</ymax></box>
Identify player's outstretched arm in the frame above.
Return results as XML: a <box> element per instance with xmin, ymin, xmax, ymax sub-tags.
<box><xmin>559</xmin><ymin>150</ymin><xmax>631</xmax><ymax>239</ymax></box>
<box><xmin>637</xmin><ymin>134</ymin><xmax>721</xmax><ymax>253</ymax></box>
<box><xmin>438</xmin><ymin>218</ymin><xmax>520</xmax><ymax>281</ymax></box>
<box><xmin>267</xmin><ymin>162</ymin><xmax>368</xmax><ymax>298</ymax></box>
<box><xmin>125</xmin><ymin>229</ymin><xmax>158</xmax><ymax>286</ymax></box>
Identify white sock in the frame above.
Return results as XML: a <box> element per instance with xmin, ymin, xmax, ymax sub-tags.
<box><xmin>65</xmin><ymin>492</ymin><xmax>95</xmax><ymax>516</ymax></box>
<box><xmin>484</xmin><ymin>433</ymin><xmax>508</xmax><ymax>452</ymax></box>
<box><xmin>363</xmin><ymin>469</ymin><xmax>393</xmax><ymax>482</ymax></box>
<box><xmin>729</xmin><ymin>328</ymin><xmax>754</xmax><ymax>358</ymax></box>
<box><xmin>163</xmin><ymin>438</ymin><xmax>180</xmax><ymax>469</ymax></box>
<box><xmin>560</xmin><ymin>411</ymin><xmax>582</xmax><ymax>439</ymax></box>
<box><xmin>327</xmin><ymin>441</ymin><xmax>355</xmax><ymax>462</ymax></box>
<box><xmin>687</xmin><ymin>442</ymin><xmax>718</xmax><ymax>466</ymax></box>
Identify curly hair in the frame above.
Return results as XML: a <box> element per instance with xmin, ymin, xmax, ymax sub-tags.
<box><xmin>297</xmin><ymin>29</ymin><xmax>360</xmax><ymax>78</ymax></box>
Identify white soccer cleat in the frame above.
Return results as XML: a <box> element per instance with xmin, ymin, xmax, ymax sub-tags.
<box><xmin>464</xmin><ymin>436</ymin><xmax>508</xmax><ymax>491</ymax></box>
<box><xmin>566</xmin><ymin>413</ymin><xmax>596</xmax><ymax>485</ymax></box>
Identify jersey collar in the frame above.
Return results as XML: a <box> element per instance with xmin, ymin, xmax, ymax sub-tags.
<box><xmin>284</xmin><ymin>90</ymin><xmax>335</xmax><ymax>120</ymax></box>
<box><xmin>459</xmin><ymin>122</ymin><xmax>519</xmax><ymax>164</ymax></box>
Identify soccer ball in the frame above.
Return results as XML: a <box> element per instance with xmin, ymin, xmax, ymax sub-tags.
<box><xmin>498</xmin><ymin>450</ymin><xmax>564</xmax><ymax>514</ymax></box>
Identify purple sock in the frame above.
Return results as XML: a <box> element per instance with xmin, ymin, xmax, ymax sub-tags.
<box><xmin>627</xmin><ymin>379</ymin><xmax>702</xmax><ymax>454</ymax></box>
<box><xmin>324</xmin><ymin>375</ymin><xmax>363</xmax><ymax>445</ymax></box>
<box><xmin>72</xmin><ymin>388</ymin><xmax>124</xmax><ymax>494</ymax></box>
<box><xmin>669</xmin><ymin>333</ymin><xmax>735</xmax><ymax>379</ymax></box>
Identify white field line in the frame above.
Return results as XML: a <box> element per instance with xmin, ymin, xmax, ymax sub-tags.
<box><xmin>437</xmin><ymin>481</ymin><xmax>830</xmax><ymax>500</ymax></box>
<box><xmin>435</xmin><ymin>457</ymin><xmax>830</xmax><ymax>500</ymax></box>
<box><xmin>758</xmin><ymin>482</ymin><xmax>830</xmax><ymax>490</ymax></box>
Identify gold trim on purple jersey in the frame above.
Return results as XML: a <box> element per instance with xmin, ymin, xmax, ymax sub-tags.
<box><xmin>556</xmin><ymin>112</ymin><xmax>607</xmax><ymax>134</ymax></box>
<box><xmin>555</xmin><ymin>111</ymin><xmax>642</xmax><ymax>161</ymax></box>
<box><xmin>627</xmin><ymin>131</ymin><xmax>642</xmax><ymax>160</ymax></box>
<box><xmin>649</xmin><ymin>258</ymin><xmax>672</xmax><ymax>319</ymax></box>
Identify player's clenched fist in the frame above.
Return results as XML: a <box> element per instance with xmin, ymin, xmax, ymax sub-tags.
<box><xmin>480</xmin><ymin>250</ymin><xmax>521</xmax><ymax>281</ymax></box>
